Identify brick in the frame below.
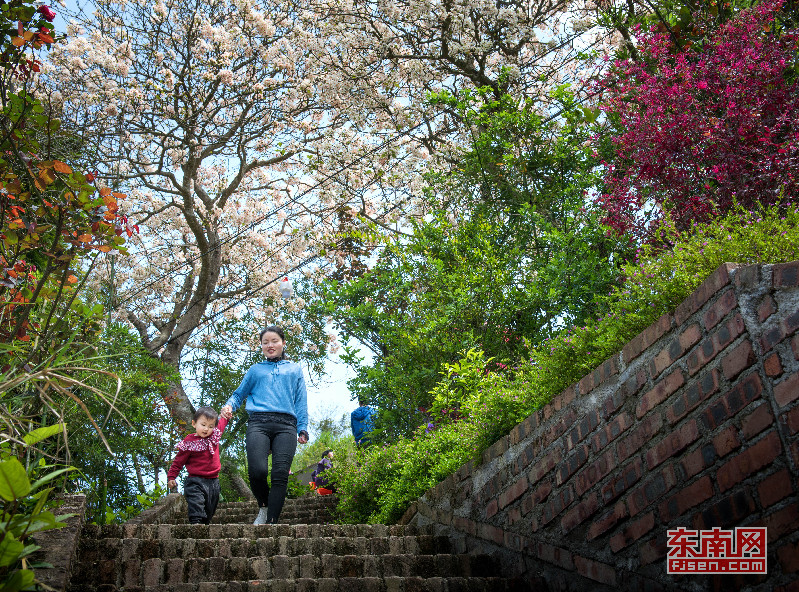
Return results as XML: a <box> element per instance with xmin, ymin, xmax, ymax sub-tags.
<box><xmin>477</xmin><ymin>522</ymin><xmax>504</xmax><ymax>545</ymax></box>
<box><xmin>452</xmin><ymin>516</ymin><xmax>477</xmax><ymax>536</ymax></box>
<box><xmin>637</xmin><ymin>370</ymin><xmax>685</xmax><ymax>419</ymax></box>
<box><xmin>764</xmin><ymin>352</ymin><xmax>783</xmax><ymax>377</ymax></box>
<box><xmin>591</xmin><ymin>356</ymin><xmax>620</xmax><ymax>390</ymax></box>
<box><xmin>566</xmin><ymin>411</ymin><xmax>600</xmax><ymax>451</ymax></box>
<box><xmin>482</xmin><ymin>435</ymin><xmax>509</xmax><ymax>464</ymax></box>
<box><xmin>601</xmin><ymin>388</ymin><xmax>628</xmax><ymax>420</ymax></box>
<box><xmin>757</xmin><ymin>294</ymin><xmax>777</xmax><ymax>322</ymax></box>
<box><xmin>693</xmin><ymin>490</ymin><xmax>756</xmax><ymax>530</ymax></box>
<box><xmin>540</xmin><ymin>487</ymin><xmax>574</xmax><ymax>525</ymax></box>
<box><xmin>498</xmin><ymin>477</ymin><xmax>528</xmax><ymax>510</ymax></box>
<box><xmin>601</xmin><ymin>457</ymin><xmax>644</xmax><ymax>505</ymax></box>
<box><xmin>778</xmin><ymin>541</ymin><xmax>799</xmax><ymax>573</ymax></box>
<box><xmin>786</xmin><ymin>406</ymin><xmax>799</xmax><ymax>435</ymax></box>
<box><xmin>773</xmin><ymin>261</ymin><xmax>799</xmax><ymax>287</ymax></box>
<box><xmin>667</xmin><ymin>369</ymin><xmax>720</xmax><ymax>424</ymax></box>
<box><xmin>587</xmin><ymin>502</ymin><xmax>628</xmax><ymax>540</ymax></box>
<box><xmin>592</xmin><ymin>412</ymin><xmax>633</xmax><ymax>452</ymax></box>
<box><xmin>759</xmin><ymin>502</ymin><xmax>799</xmax><ymax>542</ymax></box>
<box><xmin>675</xmin><ymin>263</ymin><xmax>739</xmax><ymax>325</ymax></box>
<box><xmin>701</xmin><ymin>373</ymin><xmax>763</xmax><ymax>430</ymax></box>
<box><xmin>681</xmin><ymin>444</ymin><xmax>716</xmax><ymax>479</ymax></box>
<box><xmin>623</xmin><ymin>314</ymin><xmax>672</xmax><ymax>364</ymax></box>
<box><xmin>793</xmin><ymin>334</ymin><xmax>799</xmax><ymax>360</ymax></box>
<box><xmin>556</xmin><ymin>445</ymin><xmax>589</xmax><ymax>486</ymax></box>
<box><xmin>578</xmin><ymin>372</ymin><xmax>595</xmax><ymax>397</ymax></box>
<box><xmin>721</xmin><ymin>339</ymin><xmax>756</xmax><ymax>381</ymax></box>
<box><xmin>761</xmin><ymin>323</ymin><xmax>786</xmax><ymax>353</ymax></box>
<box><xmin>759</xmin><ymin>468</ymin><xmax>793</xmax><ymax>508</ymax></box>
<box><xmin>535</xmin><ymin>541</ymin><xmax>574</xmax><ymax>570</ymax></box>
<box><xmin>659</xmin><ymin>476</ymin><xmax>713</xmax><ymax>522</ymax></box>
<box><xmin>639</xmin><ymin>536</ymin><xmax>668</xmax><ymax>565</ymax></box>
<box><xmin>688</xmin><ymin>314</ymin><xmax>747</xmax><ymax>376</ymax></box>
<box><xmin>552</xmin><ymin>386</ymin><xmax>576</xmax><ymax>412</ymax></box>
<box><xmin>574</xmin><ymin>555</ymin><xmax>617</xmax><ymax>586</ymax></box>
<box><xmin>775</xmin><ymin>373</ymin><xmax>799</xmax><ymax>408</ymax></box>
<box><xmin>528</xmin><ymin>448</ymin><xmax>560</xmax><ymax>485</ymax></box>
<box><xmin>543</xmin><ymin>410</ymin><xmax>577</xmax><ymax>447</ymax></box>
<box><xmin>575</xmin><ymin>450</ymin><xmax>615</xmax><ymax>496</ymax></box>
<box><xmin>742</xmin><ymin>404</ymin><xmax>774</xmax><ymax>440</ymax></box>
<box><xmin>485</xmin><ymin>499</ymin><xmax>498</xmax><ymax>520</ymax></box>
<box><xmin>561</xmin><ymin>493</ymin><xmax>599</xmax><ymax>533</ymax></box>
<box><xmin>627</xmin><ymin>465</ymin><xmax>676</xmax><ymax>516</ymax></box>
<box><xmin>645</xmin><ymin>420</ymin><xmax>699</xmax><ymax>469</ymax></box>
<box><xmin>521</xmin><ymin>481</ymin><xmax>552</xmax><ymax>515</ymax></box>
<box><xmin>716</xmin><ymin>431</ymin><xmax>782</xmax><ymax>493</ymax></box>
<box><xmin>618</xmin><ymin>413</ymin><xmax>663</xmax><ymax>462</ymax></box>
<box><xmin>609</xmin><ymin>512</ymin><xmax>655</xmax><ymax>553</ymax></box>
<box><xmin>734</xmin><ymin>263</ymin><xmax>760</xmax><ymax>289</ymax></box>
<box><xmin>703</xmin><ymin>290</ymin><xmax>737</xmax><ymax>330</ymax></box>
<box><xmin>712</xmin><ymin>425</ymin><xmax>741</xmax><ymax>458</ymax></box>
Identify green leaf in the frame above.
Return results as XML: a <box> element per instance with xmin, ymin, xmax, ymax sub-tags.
<box><xmin>0</xmin><ymin>568</ymin><xmax>36</xmax><ymax>592</ymax></box>
<box><xmin>22</xmin><ymin>424</ymin><xmax>63</xmax><ymax>446</ymax></box>
<box><xmin>0</xmin><ymin>532</ymin><xmax>24</xmax><ymax>567</ymax></box>
<box><xmin>29</xmin><ymin>466</ymin><xmax>73</xmax><ymax>493</ymax></box>
<box><xmin>0</xmin><ymin>459</ymin><xmax>31</xmax><ymax>501</ymax></box>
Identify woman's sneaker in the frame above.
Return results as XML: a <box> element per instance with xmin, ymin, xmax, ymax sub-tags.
<box><xmin>253</xmin><ymin>507</ymin><xmax>269</xmax><ymax>525</ymax></box>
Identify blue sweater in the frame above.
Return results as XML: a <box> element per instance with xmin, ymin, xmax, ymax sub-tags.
<box><xmin>225</xmin><ymin>360</ymin><xmax>308</xmax><ymax>434</ymax></box>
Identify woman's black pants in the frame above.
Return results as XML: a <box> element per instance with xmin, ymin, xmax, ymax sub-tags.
<box><xmin>246</xmin><ymin>417</ymin><xmax>297</xmax><ymax>523</ymax></box>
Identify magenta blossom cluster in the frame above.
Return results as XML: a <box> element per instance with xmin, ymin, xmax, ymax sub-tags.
<box><xmin>597</xmin><ymin>0</ymin><xmax>799</xmax><ymax>240</ymax></box>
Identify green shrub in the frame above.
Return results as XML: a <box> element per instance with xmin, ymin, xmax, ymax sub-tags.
<box><xmin>333</xmin><ymin>202</ymin><xmax>799</xmax><ymax>523</ymax></box>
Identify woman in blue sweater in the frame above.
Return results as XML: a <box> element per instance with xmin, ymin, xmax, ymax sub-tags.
<box><xmin>221</xmin><ymin>325</ymin><xmax>309</xmax><ymax>525</ymax></box>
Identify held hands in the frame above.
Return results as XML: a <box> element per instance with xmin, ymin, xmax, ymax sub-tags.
<box><xmin>221</xmin><ymin>405</ymin><xmax>233</xmax><ymax>419</ymax></box>
<box><xmin>167</xmin><ymin>479</ymin><xmax>177</xmax><ymax>490</ymax></box>
<box><xmin>298</xmin><ymin>431</ymin><xmax>308</xmax><ymax>444</ymax></box>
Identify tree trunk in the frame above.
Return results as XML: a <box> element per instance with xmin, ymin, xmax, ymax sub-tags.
<box><xmin>221</xmin><ymin>457</ymin><xmax>254</xmax><ymax>501</ymax></box>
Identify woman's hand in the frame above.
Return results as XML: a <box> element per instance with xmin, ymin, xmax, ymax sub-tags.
<box><xmin>221</xmin><ymin>405</ymin><xmax>233</xmax><ymax>419</ymax></box>
<box><xmin>298</xmin><ymin>431</ymin><xmax>308</xmax><ymax>444</ymax></box>
<box><xmin>167</xmin><ymin>479</ymin><xmax>177</xmax><ymax>490</ymax></box>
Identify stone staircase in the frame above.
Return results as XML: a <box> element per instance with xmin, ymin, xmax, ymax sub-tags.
<box><xmin>67</xmin><ymin>494</ymin><xmax>538</xmax><ymax>592</ymax></box>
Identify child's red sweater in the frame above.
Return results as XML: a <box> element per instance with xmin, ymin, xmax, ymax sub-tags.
<box><xmin>167</xmin><ymin>417</ymin><xmax>228</xmax><ymax>480</ymax></box>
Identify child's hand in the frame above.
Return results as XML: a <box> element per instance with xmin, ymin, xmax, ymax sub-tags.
<box><xmin>167</xmin><ymin>479</ymin><xmax>177</xmax><ymax>490</ymax></box>
<box><xmin>221</xmin><ymin>405</ymin><xmax>233</xmax><ymax>419</ymax></box>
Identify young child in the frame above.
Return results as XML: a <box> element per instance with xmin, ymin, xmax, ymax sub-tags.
<box><xmin>167</xmin><ymin>406</ymin><xmax>228</xmax><ymax>524</ymax></box>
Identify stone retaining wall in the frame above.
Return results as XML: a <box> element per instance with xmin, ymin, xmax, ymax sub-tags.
<box><xmin>401</xmin><ymin>262</ymin><xmax>799</xmax><ymax>591</ymax></box>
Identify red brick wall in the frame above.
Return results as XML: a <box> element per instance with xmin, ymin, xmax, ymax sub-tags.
<box><xmin>402</xmin><ymin>262</ymin><xmax>799</xmax><ymax>591</ymax></box>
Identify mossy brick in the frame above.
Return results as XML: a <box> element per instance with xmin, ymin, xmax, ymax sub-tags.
<box><xmin>528</xmin><ymin>447</ymin><xmax>560</xmax><ymax>485</ymax></box>
<box><xmin>675</xmin><ymin>263</ymin><xmax>739</xmax><ymax>325</ymax></box>
<box><xmin>758</xmin><ymin>469</ymin><xmax>794</xmax><ymax>508</ymax></box>
<box><xmin>734</xmin><ymin>263</ymin><xmax>760</xmax><ymax>290</ymax></box>
<box><xmin>521</xmin><ymin>481</ymin><xmax>552</xmax><ymax>516</ymax></box>
<box><xmin>716</xmin><ymin>431</ymin><xmax>782</xmax><ymax>492</ymax></box>
<box><xmin>541</xmin><ymin>487</ymin><xmax>574</xmax><ymax>525</ymax></box>
<box><xmin>498</xmin><ymin>476</ymin><xmax>529</xmax><ymax>510</ymax></box>
<box><xmin>534</xmin><ymin>541</ymin><xmax>574</xmax><ymax>570</ymax></box>
<box><xmin>477</xmin><ymin>522</ymin><xmax>505</xmax><ymax>545</ymax></box>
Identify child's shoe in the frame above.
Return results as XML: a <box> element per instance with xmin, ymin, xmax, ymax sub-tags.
<box><xmin>253</xmin><ymin>507</ymin><xmax>269</xmax><ymax>525</ymax></box>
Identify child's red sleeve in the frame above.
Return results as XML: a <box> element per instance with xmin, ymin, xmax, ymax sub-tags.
<box><xmin>167</xmin><ymin>449</ymin><xmax>190</xmax><ymax>480</ymax></box>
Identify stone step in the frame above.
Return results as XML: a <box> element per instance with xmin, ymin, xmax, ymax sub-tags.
<box><xmin>80</xmin><ymin>523</ymin><xmax>434</xmax><ymax>541</ymax></box>
<box><xmin>71</xmin><ymin>553</ymin><xmax>502</xmax><ymax>587</ymax></box>
<box><xmin>77</xmin><ymin>535</ymin><xmax>455</xmax><ymax>562</ymax></box>
<box><xmin>208</xmin><ymin>510</ymin><xmax>334</xmax><ymax>524</ymax></box>
<box><xmin>217</xmin><ymin>499</ymin><xmax>337</xmax><ymax>512</ymax></box>
<box><xmin>68</xmin><ymin>576</ymin><xmax>537</xmax><ymax>592</ymax></box>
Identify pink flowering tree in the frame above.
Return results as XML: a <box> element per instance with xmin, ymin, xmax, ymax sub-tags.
<box><xmin>597</xmin><ymin>0</ymin><xmax>799</xmax><ymax>239</ymax></box>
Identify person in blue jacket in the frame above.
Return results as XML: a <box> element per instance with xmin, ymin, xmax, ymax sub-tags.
<box><xmin>221</xmin><ymin>325</ymin><xmax>309</xmax><ymax>525</ymax></box>
<box><xmin>350</xmin><ymin>398</ymin><xmax>375</xmax><ymax>446</ymax></box>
